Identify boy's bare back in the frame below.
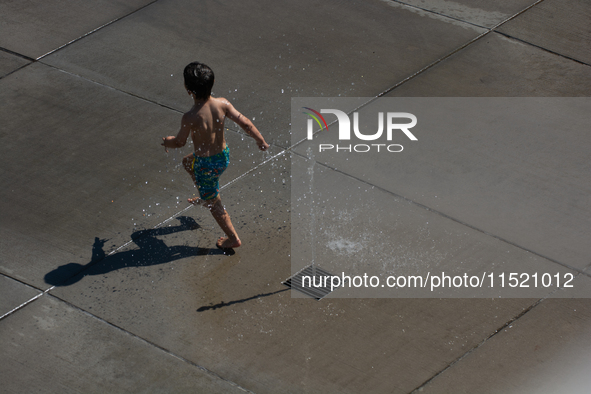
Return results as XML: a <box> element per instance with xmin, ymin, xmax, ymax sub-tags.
<box><xmin>184</xmin><ymin>97</ymin><xmax>229</xmax><ymax>157</ymax></box>
<box><xmin>167</xmin><ymin>97</ymin><xmax>268</xmax><ymax>157</ymax></box>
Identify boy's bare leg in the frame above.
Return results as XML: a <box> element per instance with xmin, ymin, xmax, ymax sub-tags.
<box><xmin>182</xmin><ymin>153</ymin><xmax>202</xmax><ymax>205</ymax></box>
<box><xmin>204</xmin><ymin>196</ymin><xmax>241</xmax><ymax>249</ymax></box>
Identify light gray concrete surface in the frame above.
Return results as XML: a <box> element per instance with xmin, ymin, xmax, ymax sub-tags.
<box><xmin>0</xmin><ymin>274</ymin><xmax>41</xmax><ymax>317</ymax></box>
<box><xmin>1</xmin><ymin>0</ymin><xmax>590</xmax><ymax>392</ymax></box>
<box><xmin>0</xmin><ymin>50</ymin><xmax>30</xmax><ymax>78</ymax></box>
<box><xmin>418</xmin><ymin>298</ymin><xmax>591</xmax><ymax>393</ymax></box>
<box><xmin>0</xmin><ymin>294</ymin><xmax>248</xmax><ymax>393</ymax></box>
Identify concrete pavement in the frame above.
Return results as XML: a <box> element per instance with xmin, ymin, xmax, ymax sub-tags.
<box><xmin>1</xmin><ymin>0</ymin><xmax>590</xmax><ymax>392</ymax></box>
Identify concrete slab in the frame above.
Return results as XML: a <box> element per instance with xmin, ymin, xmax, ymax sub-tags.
<box><xmin>1</xmin><ymin>0</ymin><xmax>589</xmax><ymax>392</ymax></box>
<box><xmin>391</xmin><ymin>0</ymin><xmax>537</xmax><ymax>28</ymax></box>
<box><xmin>497</xmin><ymin>0</ymin><xmax>591</xmax><ymax>65</ymax></box>
<box><xmin>0</xmin><ymin>294</ymin><xmax>248</xmax><ymax>393</ymax></box>
<box><xmin>0</xmin><ymin>274</ymin><xmax>41</xmax><ymax>317</ymax></box>
<box><xmin>0</xmin><ymin>62</ymin><xmax>280</xmax><ymax>289</ymax></box>
<box><xmin>0</xmin><ymin>0</ymin><xmax>154</xmax><ymax>59</ymax></box>
<box><xmin>50</xmin><ymin>153</ymin><xmax>544</xmax><ymax>392</ymax></box>
<box><xmin>293</xmin><ymin>97</ymin><xmax>591</xmax><ymax>272</ymax></box>
<box><xmin>42</xmin><ymin>0</ymin><xmax>486</xmax><ymax>147</ymax></box>
<box><xmin>387</xmin><ymin>32</ymin><xmax>591</xmax><ymax>96</ymax></box>
<box><xmin>0</xmin><ymin>50</ymin><xmax>30</xmax><ymax>78</ymax></box>
<box><xmin>289</xmin><ymin>152</ymin><xmax>588</xmax><ymax>299</ymax></box>
<box><xmin>418</xmin><ymin>297</ymin><xmax>591</xmax><ymax>393</ymax></box>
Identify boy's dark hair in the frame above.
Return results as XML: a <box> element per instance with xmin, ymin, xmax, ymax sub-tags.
<box><xmin>184</xmin><ymin>62</ymin><xmax>214</xmax><ymax>99</ymax></box>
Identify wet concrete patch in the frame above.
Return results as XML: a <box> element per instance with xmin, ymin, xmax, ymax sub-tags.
<box><xmin>49</xmin><ymin>153</ymin><xmax>545</xmax><ymax>392</ymax></box>
<box><xmin>290</xmin><ymin>153</ymin><xmax>587</xmax><ymax>298</ymax></box>
<box><xmin>497</xmin><ymin>0</ymin><xmax>591</xmax><ymax>65</ymax></box>
<box><xmin>293</xmin><ymin>97</ymin><xmax>591</xmax><ymax>272</ymax></box>
<box><xmin>0</xmin><ymin>62</ymin><xmax>280</xmax><ymax>289</ymax></box>
<box><xmin>387</xmin><ymin>33</ymin><xmax>591</xmax><ymax>97</ymax></box>
<box><xmin>385</xmin><ymin>0</ymin><xmax>534</xmax><ymax>28</ymax></box>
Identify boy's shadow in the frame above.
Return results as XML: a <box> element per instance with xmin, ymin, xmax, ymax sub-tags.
<box><xmin>45</xmin><ymin>216</ymin><xmax>228</xmax><ymax>287</ymax></box>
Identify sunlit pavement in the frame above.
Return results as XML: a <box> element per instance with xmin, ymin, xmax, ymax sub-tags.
<box><xmin>1</xmin><ymin>1</ymin><xmax>590</xmax><ymax>393</ymax></box>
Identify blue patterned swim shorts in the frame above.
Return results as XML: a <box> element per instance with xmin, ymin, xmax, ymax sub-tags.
<box><xmin>192</xmin><ymin>145</ymin><xmax>230</xmax><ymax>200</ymax></box>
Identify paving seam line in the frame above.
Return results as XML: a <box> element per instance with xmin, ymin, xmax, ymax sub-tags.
<box><xmin>377</xmin><ymin>0</ymin><xmax>548</xmax><ymax>98</ymax></box>
<box><xmin>0</xmin><ymin>62</ymin><xmax>33</xmax><ymax>80</ymax></box>
<box><xmin>0</xmin><ymin>293</ymin><xmax>45</xmax><ymax>321</ymax></box>
<box><xmin>293</xmin><ymin>151</ymin><xmax>591</xmax><ymax>279</ymax></box>
<box><xmin>0</xmin><ymin>273</ymin><xmax>53</xmax><ymax>320</ymax></box>
<box><xmin>389</xmin><ymin>0</ymin><xmax>493</xmax><ymax>30</ymax></box>
<box><xmin>33</xmin><ymin>62</ymin><xmax>295</xmax><ymax>153</ymax></box>
<box><xmin>290</xmin><ymin>0</ymin><xmax>550</xmax><ymax>148</ymax></box>
<box><xmin>390</xmin><ymin>0</ymin><xmax>548</xmax><ymax>32</ymax></box>
<box><xmin>37</xmin><ymin>62</ymin><xmax>186</xmax><ymax>114</ymax></box>
<box><xmin>409</xmin><ymin>296</ymin><xmax>547</xmax><ymax>393</ymax></box>
<box><xmin>35</xmin><ymin>292</ymin><xmax>256</xmax><ymax>394</ymax></box>
<box><xmin>492</xmin><ymin>31</ymin><xmax>591</xmax><ymax>67</ymax></box>
<box><xmin>35</xmin><ymin>0</ymin><xmax>162</xmax><ymax>61</ymax></box>
<box><xmin>0</xmin><ymin>47</ymin><xmax>35</xmax><ymax>61</ymax></box>
<box><xmin>0</xmin><ymin>47</ymin><xmax>35</xmax><ymax>80</ymax></box>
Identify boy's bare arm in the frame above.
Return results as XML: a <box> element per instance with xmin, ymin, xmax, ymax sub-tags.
<box><xmin>225</xmin><ymin>101</ymin><xmax>269</xmax><ymax>151</ymax></box>
<box><xmin>162</xmin><ymin>113</ymin><xmax>191</xmax><ymax>152</ymax></box>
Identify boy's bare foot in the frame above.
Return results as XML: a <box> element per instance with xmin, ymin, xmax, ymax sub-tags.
<box><xmin>188</xmin><ymin>196</ymin><xmax>203</xmax><ymax>205</ymax></box>
<box><xmin>216</xmin><ymin>236</ymin><xmax>241</xmax><ymax>249</ymax></box>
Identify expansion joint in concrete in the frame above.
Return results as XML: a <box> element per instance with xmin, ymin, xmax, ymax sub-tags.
<box><xmin>300</xmin><ymin>155</ymin><xmax>591</xmax><ymax>280</ymax></box>
<box><xmin>19</xmin><ymin>292</ymin><xmax>256</xmax><ymax>394</ymax></box>
<box><xmin>0</xmin><ymin>274</ymin><xmax>52</xmax><ymax>321</ymax></box>
<box><xmin>492</xmin><ymin>31</ymin><xmax>591</xmax><ymax>67</ymax></box>
<box><xmin>35</xmin><ymin>0</ymin><xmax>162</xmax><ymax>61</ymax></box>
<box><xmin>409</xmin><ymin>297</ymin><xmax>547</xmax><ymax>393</ymax></box>
<box><xmin>0</xmin><ymin>47</ymin><xmax>35</xmax><ymax>62</ymax></box>
<box><xmin>0</xmin><ymin>47</ymin><xmax>34</xmax><ymax>80</ymax></box>
<box><xmin>381</xmin><ymin>0</ymin><xmax>549</xmax><ymax>96</ymax></box>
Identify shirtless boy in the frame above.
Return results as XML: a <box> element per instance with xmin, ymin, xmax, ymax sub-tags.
<box><xmin>162</xmin><ymin>62</ymin><xmax>269</xmax><ymax>249</ymax></box>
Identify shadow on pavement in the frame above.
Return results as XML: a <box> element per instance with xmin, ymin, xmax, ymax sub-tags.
<box><xmin>44</xmin><ymin>216</ymin><xmax>226</xmax><ymax>287</ymax></box>
<box><xmin>196</xmin><ymin>288</ymin><xmax>289</xmax><ymax>312</ymax></box>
